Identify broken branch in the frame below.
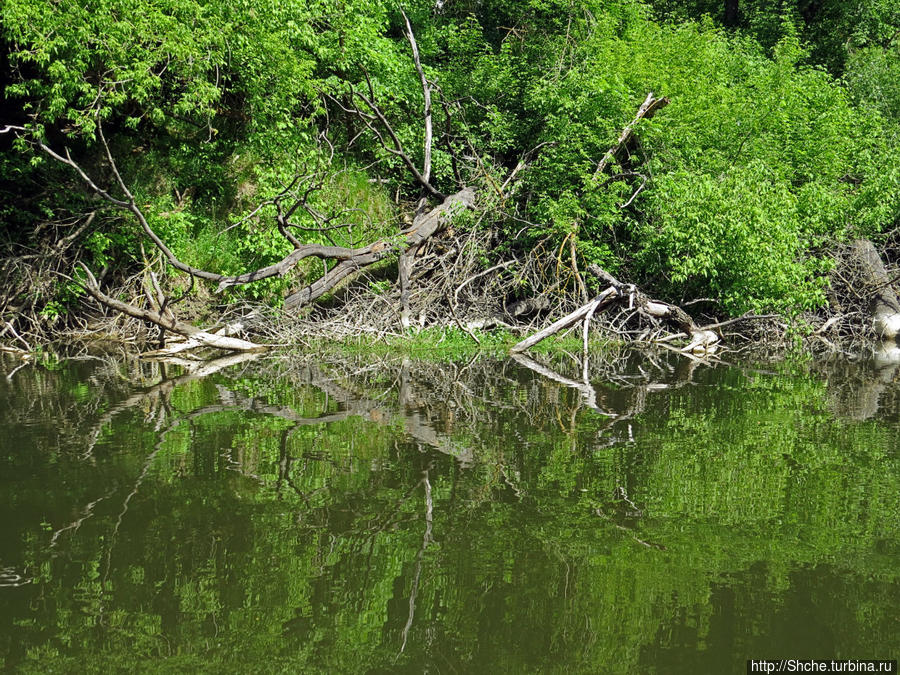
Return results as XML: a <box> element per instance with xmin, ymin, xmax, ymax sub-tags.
<box><xmin>592</xmin><ymin>92</ymin><xmax>669</xmax><ymax>180</ymax></box>
<box><xmin>78</xmin><ymin>264</ymin><xmax>266</xmax><ymax>353</ymax></box>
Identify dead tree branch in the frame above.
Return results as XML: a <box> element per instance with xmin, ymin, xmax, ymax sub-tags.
<box><xmin>283</xmin><ymin>186</ymin><xmax>476</xmax><ymax>312</ymax></box>
<box><xmin>592</xmin><ymin>92</ymin><xmax>669</xmax><ymax>180</ymax></box>
<box><xmin>401</xmin><ymin>7</ymin><xmax>434</xmax><ymax>197</ymax></box>
<box><xmin>11</xmin><ymin>124</ymin><xmax>476</xmax><ymax>332</ymax></box>
<box><xmin>346</xmin><ymin>84</ymin><xmax>445</xmax><ymax>200</ymax></box>
<box><xmin>510</xmin><ymin>287</ymin><xmax>619</xmax><ymax>353</ymax></box>
<box><xmin>510</xmin><ymin>264</ymin><xmax>718</xmax><ymax>354</ymax></box>
<box><xmin>77</xmin><ymin>264</ymin><xmax>266</xmax><ymax>352</ymax></box>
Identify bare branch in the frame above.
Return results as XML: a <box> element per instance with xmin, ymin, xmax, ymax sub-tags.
<box><xmin>510</xmin><ymin>288</ymin><xmax>618</xmax><ymax>353</ymax></box>
<box><xmin>592</xmin><ymin>92</ymin><xmax>669</xmax><ymax>180</ymax></box>
<box><xmin>27</xmin><ymin>128</ymin><xmax>226</xmax><ymax>282</ymax></box>
<box><xmin>77</xmin><ymin>264</ymin><xmax>266</xmax><ymax>352</ymax></box>
<box><xmin>350</xmin><ymin>86</ymin><xmax>445</xmax><ymax>200</ymax></box>
<box><xmin>401</xmin><ymin>7</ymin><xmax>433</xmax><ymax>190</ymax></box>
<box><xmin>283</xmin><ymin>187</ymin><xmax>476</xmax><ymax>310</ymax></box>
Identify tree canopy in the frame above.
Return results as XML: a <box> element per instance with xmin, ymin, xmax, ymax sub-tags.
<box><xmin>2</xmin><ymin>0</ymin><xmax>899</xmax><ymax>329</ymax></box>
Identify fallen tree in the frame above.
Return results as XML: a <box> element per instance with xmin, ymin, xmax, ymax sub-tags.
<box><xmin>2</xmin><ymin>123</ymin><xmax>478</xmax><ymax>354</ymax></box>
<box><xmin>3</xmin><ymin>87</ymin><xmax>476</xmax><ymax>354</ymax></box>
<box><xmin>283</xmin><ymin>187</ymin><xmax>476</xmax><ymax>313</ymax></box>
<box><xmin>510</xmin><ymin>264</ymin><xmax>723</xmax><ymax>355</ymax></box>
<box><xmin>77</xmin><ymin>264</ymin><xmax>267</xmax><ymax>353</ymax></box>
<box><xmin>847</xmin><ymin>239</ymin><xmax>900</xmax><ymax>339</ymax></box>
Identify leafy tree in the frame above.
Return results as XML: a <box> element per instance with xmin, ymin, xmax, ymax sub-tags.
<box><xmin>2</xmin><ymin>0</ymin><xmax>900</xmax><ymax>323</ymax></box>
<box><xmin>647</xmin><ymin>0</ymin><xmax>900</xmax><ymax>74</ymax></box>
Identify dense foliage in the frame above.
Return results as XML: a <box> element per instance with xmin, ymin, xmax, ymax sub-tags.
<box><xmin>2</xmin><ymin>0</ymin><xmax>899</xmax><ymax>320</ymax></box>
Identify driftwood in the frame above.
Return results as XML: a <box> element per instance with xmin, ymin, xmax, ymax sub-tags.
<box><xmin>78</xmin><ymin>265</ymin><xmax>266</xmax><ymax>353</ymax></box>
<box><xmin>585</xmin><ymin>265</ymin><xmax>717</xmax><ymax>348</ymax></box>
<box><xmin>509</xmin><ymin>288</ymin><xmax>620</xmax><ymax>354</ymax></box>
<box><xmin>849</xmin><ymin>239</ymin><xmax>900</xmax><ymax>338</ymax></box>
<box><xmin>140</xmin><ymin>322</ymin><xmax>250</xmax><ymax>357</ymax></box>
<box><xmin>510</xmin><ymin>265</ymin><xmax>718</xmax><ymax>354</ymax></box>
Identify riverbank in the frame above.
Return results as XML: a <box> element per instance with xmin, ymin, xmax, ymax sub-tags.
<box><xmin>1</xmin><ymin>234</ymin><xmax>895</xmax><ymax>362</ymax></box>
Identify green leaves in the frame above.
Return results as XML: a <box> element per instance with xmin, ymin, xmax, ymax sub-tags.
<box><xmin>4</xmin><ymin>0</ymin><xmax>218</xmax><ymax>130</ymax></box>
<box><xmin>1</xmin><ymin>0</ymin><xmax>332</xmax><ymax>143</ymax></box>
<box><xmin>640</xmin><ymin>164</ymin><xmax>825</xmax><ymax>313</ymax></box>
<box><xmin>472</xmin><ymin>11</ymin><xmax>895</xmax><ymax>314</ymax></box>
<box><xmin>3</xmin><ymin>0</ymin><xmax>900</xmax><ymax>319</ymax></box>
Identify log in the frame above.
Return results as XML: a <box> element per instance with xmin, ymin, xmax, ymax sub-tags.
<box><xmin>850</xmin><ymin>239</ymin><xmax>900</xmax><ymax>338</ymax></box>
<box><xmin>141</xmin><ymin>322</ymin><xmax>248</xmax><ymax>357</ymax></box>
<box><xmin>79</xmin><ymin>265</ymin><xmax>267</xmax><ymax>353</ymax></box>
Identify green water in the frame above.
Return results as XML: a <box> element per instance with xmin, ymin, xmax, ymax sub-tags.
<box><xmin>0</xmin><ymin>348</ymin><xmax>898</xmax><ymax>673</ymax></box>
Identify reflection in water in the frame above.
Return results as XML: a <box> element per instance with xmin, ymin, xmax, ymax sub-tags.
<box><xmin>0</xmin><ymin>567</ymin><xmax>30</xmax><ymax>588</ymax></box>
<box><xmin>818</xmin><ymin>341</ymin><xmax>900</xmax><ymax>420</ymax></box>
<box><xmin>0</xmin><ymin>348</ymin><xmax>898</xmax><ymax>673</ymax></box>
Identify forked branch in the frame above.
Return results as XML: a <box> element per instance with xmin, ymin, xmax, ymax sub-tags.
<box><xmin>346</xmin><ymin>85</ymin><xmax>445</xmax><ymax>200</ymax></box>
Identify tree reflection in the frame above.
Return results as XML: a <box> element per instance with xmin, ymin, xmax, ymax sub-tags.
<box><xmin>0</xmin><ymin>349</ymin><xmax>898</xmax><ymax>672</ymax></box>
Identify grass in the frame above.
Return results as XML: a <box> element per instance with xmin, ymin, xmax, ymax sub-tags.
<box><xmin>301</xmin><ymin>325</ymin><xmax>621</xmax><ymax>363</ymax></box>
<box><xmin>326</xmin><ymin>327</ymin><xmax>516</xmax><ymax>361</ymax></box>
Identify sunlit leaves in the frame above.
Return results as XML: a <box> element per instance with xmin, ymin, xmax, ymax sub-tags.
<box><xmin>3</xmin><ymin>0</ymin><xmax>900</xmax><ymax>318</ymax></box>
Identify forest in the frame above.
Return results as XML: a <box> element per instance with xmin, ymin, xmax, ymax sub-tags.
<box><xmin>2</xmin><ymin>0</ymin><xmax>900</xmax><ymax>353</ymax></box>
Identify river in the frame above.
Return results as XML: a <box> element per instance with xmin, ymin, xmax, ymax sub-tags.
<box><xmin>0</xmin><ymin>347</ymin><xmax>898</xmax><ymax>673</ymax></box>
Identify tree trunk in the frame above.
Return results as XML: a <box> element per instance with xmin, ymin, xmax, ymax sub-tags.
<box><xmin>724</xmin><ymin>0</ymin><xmax>739</xmax><ymax>27</ymax></box>
<box><xmin>850</xmin><ymin>239</ymin><xmax>900</xmax><ymax>338</ymax></box>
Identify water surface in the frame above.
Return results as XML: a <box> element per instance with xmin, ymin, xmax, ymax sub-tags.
<box><xmin>1</xmin><ymin>348</ymin><xmax>898</xmax><ymax>673</ymax></box>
